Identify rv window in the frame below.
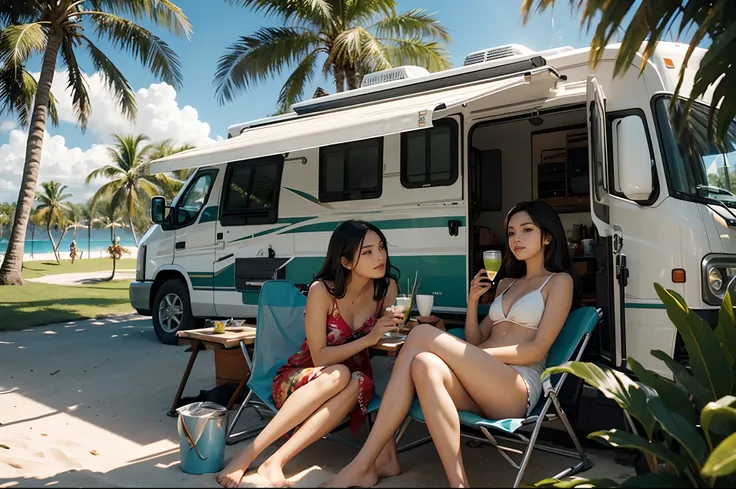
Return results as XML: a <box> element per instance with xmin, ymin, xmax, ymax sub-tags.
<box><xmin>319</xmin><ymin>138</ymin><xmax>383</xmax><ymax>202</ymax></box>
<box><xmin>220</xmin><ymin>157</ymin><xmax>283</xmax><ymax>226</ymax></box>
<box><xmin>175</xmin><ymin>173</ymin><xmax>215</xmax><ymax>227</ymax></box>
<box><xmin>401</xmin><ymin>119</ymin><xmax>459</xmax><ymax>188</ymax></box>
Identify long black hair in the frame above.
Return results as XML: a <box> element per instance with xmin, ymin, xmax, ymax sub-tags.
<box><xmin>314</xmin><ymin>220</ymin><xmax>399</xmax><ymax>301</ymax></box>
<box><xmin>502</xmin><ymin>200</ymin><xmax>581</xmax><ymax>305</ymax></box>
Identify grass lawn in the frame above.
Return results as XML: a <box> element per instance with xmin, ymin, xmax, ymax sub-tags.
<box><xmin>0</xmin><ymin>258</ymin><xmax>139</xmax><ymax>331</ymax></box>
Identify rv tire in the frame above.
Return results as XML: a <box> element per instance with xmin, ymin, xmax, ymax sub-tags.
<box><xmin>152</xmin><ymin>278</ymin><xmax>194</xmax><ymax>345</ymax></box>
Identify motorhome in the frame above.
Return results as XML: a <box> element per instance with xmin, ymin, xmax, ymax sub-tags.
<box><xmin>131</xmin><ymin>40</ymin><xmax>733</xmax><ymax>396</ymax></box>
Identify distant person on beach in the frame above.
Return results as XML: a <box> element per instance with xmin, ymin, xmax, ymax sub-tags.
<box><xmin>70</xmin><ymin>240</ymin><xmax>78</xmax><ymax>264</ymax></box>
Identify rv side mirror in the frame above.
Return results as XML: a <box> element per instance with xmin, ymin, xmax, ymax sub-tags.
<box><xmin>615</xmin><ymin>116</ymin><xmax>653</xmax><ymax>201</ymax></box>
<box><xmin>151</xmin><ymin>196</ymin><xmax>167</xmax><ymax>224</ymax></box>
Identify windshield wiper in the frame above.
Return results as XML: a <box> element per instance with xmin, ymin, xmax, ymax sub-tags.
<box><xmin>705</xmin><ymin>197</ymin><xmax>736</xmax><ymax>227</ymax></box>
<box><xmin>696</xmin><ymin>184</ymin><xmax>736</xmax><ymax>197</ymax></box>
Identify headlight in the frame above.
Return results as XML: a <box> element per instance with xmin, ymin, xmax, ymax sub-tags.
<box><xmin>701</xmin><ymin>254</ymin><xmax>736</xmax><ymax>304</ymax></box>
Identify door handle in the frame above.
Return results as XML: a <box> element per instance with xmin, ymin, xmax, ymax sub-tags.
<box><xmin>217</xmin><ymin>232</ymin><xmax>223</xmax><ymax>240</ymax></box>
<box><xmin>448</xmin><ymin>219</ymin><xmax>461</xmax><ymax>237</ymax></box>
<box><xmin>175</xmin><ymin>241</ymin><xmax>186</xmax><ymax>250</ymax></box>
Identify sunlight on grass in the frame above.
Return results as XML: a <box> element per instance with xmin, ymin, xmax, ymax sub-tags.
<box><xmin>0</xmin><ymin>279</ymin><xmax>135</xmax><ymax>331</ymax></box>
<box><xmin>20</xmin><ymin>258</ymin><xmax>136</xmax><ymax>279</ymax></box>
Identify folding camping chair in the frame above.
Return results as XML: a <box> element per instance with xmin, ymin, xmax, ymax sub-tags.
<box><xmin>226</xmin><ymin>280</ymin><xmax>383</xmax><ymax>448</ymax></box>
<box><xmin>401</xmin><ymin>306</ymin><xmax>601</xmax><ymax>487</ymax></box>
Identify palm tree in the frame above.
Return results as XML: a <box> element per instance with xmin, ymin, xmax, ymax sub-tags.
<box><xmin>214</xmin><ymin>0</ymin><xmax>453</xmax><ymax>113</ymax></box>
<box><xmin>86</xmin><ymin>133</ymin><xmax>180</xmax><ymax>246</ymax></box>
<box><xmin>0</xmin><ymin>1</ymin><xmax>191</xmax><ymax>286</ymax></box>
<box><xmin>92</xmin><ymin>197</ymin><xmax>124</xmax><ymax>246</ymax></box>
<box><xmin>148</xmin><ymin>138</ymin><xmax>196</xmax><ymax>186</ymax></box>
<box><xmin>33</xmin><ymin>181</ymin><xmax>71</xmax><ymax>263</ymax></box>
<box><xmin>520</xmin><ymin>0</ymin><xmax>735</xmax><ymax>144</ymax></box>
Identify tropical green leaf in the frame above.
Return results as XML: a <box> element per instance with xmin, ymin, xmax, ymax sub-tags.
<box><xmin>702</xmin><ymin>431</ymin><xmax>736</xmax><ymax>478</ymax></box>
<box><xmin>0</xmin><ymin>22</ymin><xmax>47</xmax><ymax>66</ymax></box>
<box><xmin>372</xmin><ymin>8</ymin><xmax>452</xmax><ymax>43</ymax></box>
<box><xmin>213</xmin><ymin>27</ymin><xmax>320</xmax><ymax>104</ymax></box>
<box><xmin>701</xmin><ymin>396</ymin><xmax>736</xmax><ymax>450</ymax></box>
<box><xmin>715</xmin><ymin>292</ymin><xmax>736</xmax><ymax>370</ymax></box>
<box><xmin>83</xmin><ymin>38</ymin><xmax>136</xmax><ymax>121</ymax></box>
<box><xmin>618</xmin><ymin>472</ymin><xmax>693</xmax><ymax>488</ymax></box>
<box><xmin>526</xmin><ymin>477</ymin><xmax>619</xmax><ymax>488</ymax></box>
<box><xmin>59</xmin><ymin>37</ymin><xmax>92</xmax><ymax>130</ymax></box>
<box><xmin>627</xmin><ymin>357</ymin><xmax>696</xmax><ymax>426</ymax></box>
<box><xmin>587</xmin><ymin>429</ymin><xmax>689</xmax><ymax>475</ymax></box>
<box><xmin>89</xmin><ymin>0</ymin><xmax>192</xmax><ymax>39</ymax></box>
<box><xmin>647</xmin><ymin>396</ymin><xmax>709</xmax><ymax>471</ymax></box>
<box><xmin>544</xmin><ymin>361</ymin><xmax>656</xmax><ymax>436</ymax></box>
<box><xmin>276</xmin><ymin>49</ymin><xmax>319</xmax><ymax>113</ymax></box>
<box><xmin>654</xmin><ymin>283</ymin><xmax>732</xmax><ymax>400</ymax></box>
<box><xmin>651</xmin><ymin>349</ymin><xmax>714</xmax><ymax>410</ymax></box>
<box><xmin>89</xmin><ymin>12</ymin><xmax>183</xmax><ymax>89</ymax></box>
<box><xmin>0</xmin><ymin>64</ymin><xmax>59</xmax><ymax>127</ymax></box>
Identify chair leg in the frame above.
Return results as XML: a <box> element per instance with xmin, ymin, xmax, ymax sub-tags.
<box><xmin>548</xmin><ymin>392</ymin><xmax>593</xmax><ymax>479</ymax></box>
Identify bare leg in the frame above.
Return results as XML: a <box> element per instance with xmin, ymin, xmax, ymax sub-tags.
<box><xmin>258</xmin><ymin>378</ymin><xmax>360</xmax><ymax>485</ymax></box>
<box><xmin>325</xmin><ymin>324</ymin><xmax>528</xmax><ymax>488</ymax></box>
<box><xmin>217</xmin><ymin>365</ymin><xmax>351</xmax><ymax>488</ymax></box>
<box><xmin>374</xmin><ymin>437</ymin><xmax>400</xmax><ymax>478</ymax></box>
<box><xmin>411</xmin><ymin>352</ymin><xmax>481</xmax><ymax>488</ymax></box>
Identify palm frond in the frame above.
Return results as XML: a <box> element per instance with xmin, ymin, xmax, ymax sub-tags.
<box><xmin>0</xmin><ymin>64</ymin><xmax>60</xmax><ymax>127</ymax></box>
<box><xmin>89</xmin><ymin>179</ymin><xmax>123</xmax><ymax>212</ymax></box>
<box><xmin>276</xmin><ymin>49</ymin><xmax>319</xmax><ymax>114</ymax></box>
<box><xmin>378</xmin><ymin>37</ymin><xmax>452</xmax><ymax>72</ymax></box>
<box><xmin>85</xmin><ymin>165</ymin><xmax>126</xmax><ymax>184</ymax></box>
<box><xmin>83</xmin><ymin>36</ymin><xmax>136</xmax><ymax>121</ymax></box>
<box><xmin>59</xmin><ymin>36</ymin><xmax>92</xmax><ymax>130</ymax></box>
<box><xmin>89</xmin><ymin>12</ymin><xmax>183</xmax><ymax>89</ymax></box>
<box><xmin>372</xmin><ymin>9</ymin><xmax>453</xmax><ymax>43</ymax></box>
<box><xmin>344</xmin><ymin>0</ymin><xmax>397</xmax><ymax>25</ymax></box>
<box><xmin>224</xmin><ymin>0</ymin><xmax>333</xmax><ymax>28</ymax></box>
<box><xmin>0</xmin><ymin>22</ymin><xmax>48</xmax><ymax>67</ymax></box>
<box><xmin>88</xmin><ymin>0</ymin><xmax>192</xmax><ymax>39</ymax></box>
<box><xmin>213</xmin><ymin>27</ymin><xmax>320</xmax><ymax>104</ymax></box>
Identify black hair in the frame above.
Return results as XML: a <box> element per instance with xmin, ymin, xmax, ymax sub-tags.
<box><xmin>502</xmin><ymin>200</ymin><xmax>581</xmax><ymax>306</ymax></box>
<box><xmin>314</xmin><ymin>219</ymin><xmax>399</xmax><ymax>301</ymax></box>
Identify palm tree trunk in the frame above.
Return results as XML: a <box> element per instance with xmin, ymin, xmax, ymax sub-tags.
<box><xmin>54</xmin><ymin>226</ymin><xmax>68</xmax><ymax>262</ymax></box>
<box><xmin>346</xmin><ymin>65</ymin><xmax>360</xmax><ymax>90</ymax></box>
<box><xmin>334</xmin><ymin>67</ymin><xmax>346</xmax><ymax>93</ymax></box>
<box><xmin>47</xmin><ymin>223</ymin><xmax>59</xmax><ymax>264</ymax></box>
<box><xmin>128</xmin><ymin>216</ymin><xmax>139</xmax><ymax>246</ymax></box>
<box><xmin>110</xmin><ymin>255</ymin><xmax>116</xmax><ymax>281</ymax></box>
<box><xmin>0</xmin><ymin>30</ymin><xmax>64</xmax><ymax>285</ymax></box>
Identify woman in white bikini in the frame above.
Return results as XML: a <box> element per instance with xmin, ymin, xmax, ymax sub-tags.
<box><xmin>326</xmin><ymin>200</ymin><xmax>579</xmax><ymax>488</ymax></box>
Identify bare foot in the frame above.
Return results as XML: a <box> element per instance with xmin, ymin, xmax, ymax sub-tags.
<box><xmin>323</xmin><ymin>461</ymin><xmax>378</xmax><ymax>488</ymax></box>
<box><xmin>375</xmin><ymin>455</ymin><xmax>401</xmax><ymax>478</ymax></box>
<box><xmin>257</xmin><ymin>459</ymin><xmax>291</xmax><ymax>487</ymax></box>
<box><xmin>216</xmin><ymin>446</ymin><xmax>256</xmax><ymax>488</ymax></box>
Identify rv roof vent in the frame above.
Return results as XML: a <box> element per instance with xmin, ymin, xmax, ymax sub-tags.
<box><xmin>360</xmin><ymin>65</ymin><xmax>430</xmax><ymax>88</ymax></box>
<box><xmin>463</xmin><ymin>44</ymin><xmax>536</xmax><ymax>66</ymax></box>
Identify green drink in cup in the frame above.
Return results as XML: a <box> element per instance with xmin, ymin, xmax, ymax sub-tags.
<box><xmin>483</xmin><ymin>250</ymin><xmax>502</xmax><ymax>281</ymax></box>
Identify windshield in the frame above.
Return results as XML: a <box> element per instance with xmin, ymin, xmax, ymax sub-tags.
<box><xmin>655</xmin><ymin>96</ymin><xmax>736</xmax><ymax>208</ymax></box>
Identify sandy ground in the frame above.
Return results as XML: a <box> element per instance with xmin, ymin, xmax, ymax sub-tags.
<box><xmin>0</xmin><ymin>315</ymin><xmax>635</xmax><ymax>488</ymax></box>
<box><xmin>26</xmin><ymin>270</ymin><xmax>136</xmax><ymax>286</ymax></box>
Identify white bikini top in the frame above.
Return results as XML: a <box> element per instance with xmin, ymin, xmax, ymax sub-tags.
<box><xmin>488</xmin><ymin>274</ymin><xmax>556</xmax><ymax>330</ymax></box>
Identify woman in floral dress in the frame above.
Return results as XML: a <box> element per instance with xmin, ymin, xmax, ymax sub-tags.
<box><xmin>218</xmin><ymin>220</ymin><xmax>405</xmax><ymax>488</ymax></box>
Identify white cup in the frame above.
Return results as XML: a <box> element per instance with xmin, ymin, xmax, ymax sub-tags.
<box><xmin>416</xmin><ymin>294</ymin><xmax>434</xmax><ymax>317</ymax></box>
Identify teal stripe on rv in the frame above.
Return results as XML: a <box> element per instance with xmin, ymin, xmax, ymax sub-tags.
<box><xmin>281</xmin><ymin>216</ymin><xmax>466</xmax><ymax>235</ymax></box>
<box><xmin>624</xmin><ymin>303</ymin><xmax>666</xmax><ymax>310</ymax></box>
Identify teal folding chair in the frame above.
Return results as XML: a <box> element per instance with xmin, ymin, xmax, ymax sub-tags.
<box><xmin>402</xmin><ymin>306</ymin><xmax>601</xmax><ymax>487</ymax></box>
<box><xmin>226</xmin><ymin>280</ymin><xmax>383</xmax><ymax>448</ymax></box>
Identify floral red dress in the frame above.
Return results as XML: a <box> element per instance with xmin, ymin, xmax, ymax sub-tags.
<box><xmin>271</xmin><ymin>281</ymin><xmax>387</xmax><ymax>434</ymax></box>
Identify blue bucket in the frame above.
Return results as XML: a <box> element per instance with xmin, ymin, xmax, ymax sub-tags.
<box><xmin>176</xmin><ymin>401</ymin><xmax>229</xmax><ymax>475</ymax></box>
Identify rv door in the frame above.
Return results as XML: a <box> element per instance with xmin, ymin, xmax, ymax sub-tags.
<box><xmin>587</xmin><ymin>75</ymin><xmax>626</xmax><ymax>367</ymax></box>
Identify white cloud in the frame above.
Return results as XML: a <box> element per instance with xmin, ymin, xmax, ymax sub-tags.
<box><xmin>0</xmin><ymin>71</ymin><xmax>223</xmax><ymax>204</ymax></box>
<box><xmin>0</xmin><ymin>121</ymin><xmax>17</xmax><ymax>132</ymax></box>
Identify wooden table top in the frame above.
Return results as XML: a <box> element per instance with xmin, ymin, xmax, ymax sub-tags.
<box><xmin>177</xmin><ymin>325</ymin><xmax>256</xmax><ymax>349</ymax></box>
<box><xmin>371</xmin><ymin>332</ymin><xmax>407</xmax><ymax>355</ymax></box>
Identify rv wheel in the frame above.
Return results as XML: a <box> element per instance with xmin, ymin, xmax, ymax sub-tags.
<box><xmin>152</xmin><ymin>279</ymin><xmax>194</xmax><ymax>345</ymax></box>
